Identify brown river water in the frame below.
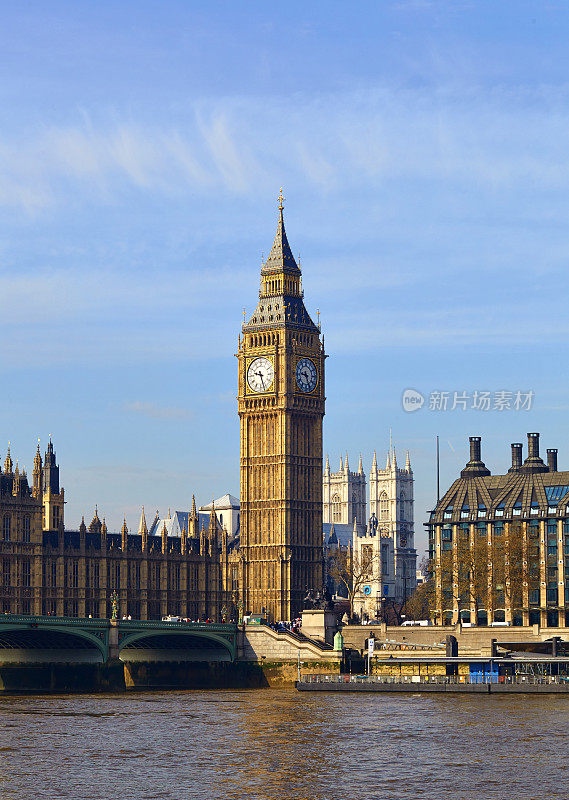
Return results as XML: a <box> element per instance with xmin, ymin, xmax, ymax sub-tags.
<box><xmin>0</xmin><ymin>688</ymin><xmax>567</xmax><ymax>800</ymax></box>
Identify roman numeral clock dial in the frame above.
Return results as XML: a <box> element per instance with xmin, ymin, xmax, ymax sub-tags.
<box><xmin>296</xmin><ymin>357</ymin><xmax>318</xmax><ymax>393</ymax></box>
<box><xmin>247</xmin><ymin>356</ymin><xmax>274</xmax><ymax>393</ymax></box>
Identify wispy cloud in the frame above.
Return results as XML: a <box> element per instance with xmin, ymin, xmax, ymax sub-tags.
<box><xmin>2</xmin><ymin>83</ymin><xmax>569</xmax><ymax>211</ymax></box>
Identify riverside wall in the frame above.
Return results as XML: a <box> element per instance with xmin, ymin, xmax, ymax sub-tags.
<box><xmin>341</xmin><ymin>623</ymin><xmax>567</xmax><ymax>656</ymax></box>
<box><xmin>0</xmin><ymin>626</ymin><xmax>342</xmax><ymax>692</ymax></box>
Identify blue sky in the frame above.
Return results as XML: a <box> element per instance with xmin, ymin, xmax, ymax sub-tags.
<box><xmin>2</xmin><ymin>1</ymin><xmax>569</xmax><ymax>553</ymax></box>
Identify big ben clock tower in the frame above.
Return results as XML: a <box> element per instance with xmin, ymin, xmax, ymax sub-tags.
<box><xmin>238</xmin><ymin>191</ymin><xmax>325</xmax><ymax>622</ymax></box>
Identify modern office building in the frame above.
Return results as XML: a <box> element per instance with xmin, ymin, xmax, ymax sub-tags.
<box><xmin>427</xmin><ymin>433</ymin><xmax>569</xmax><ymax>627</ymax></box>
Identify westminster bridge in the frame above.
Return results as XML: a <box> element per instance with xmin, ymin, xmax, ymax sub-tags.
<box><xmin>0</xmin><ymin>614</ymin><xmax>237</xmax><ymax>664</ymax></box>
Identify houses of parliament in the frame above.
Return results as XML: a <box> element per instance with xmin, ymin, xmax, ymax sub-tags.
<box><xmin>1</xmin><ymin>194</ymin><xmax>325</xmax><ymax>622</ymax></box>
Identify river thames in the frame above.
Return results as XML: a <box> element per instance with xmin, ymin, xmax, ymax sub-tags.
<box><xmin>1</xmin><ymin>689</ymin><xmax>568</xmax><ymax>799</ymax></box>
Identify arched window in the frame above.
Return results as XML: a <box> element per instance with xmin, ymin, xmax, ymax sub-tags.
<box><xmin>379</xmin><ymin>492</ymin><xmax>389</xmax><ymax>521</ymax></box>
<box><xmin>219</xmin><ymin>513</ymin><xmax>223</xmax><ymax>526</ymax></box>
<box><xmin>399</xmin><ymin>491</ymin><xmax>406</xmax><ymax>521</ymax></box>
<box><xmin>23</xmin><ymin>516</ymin><xmax>30</xmax><ymax>543</ymax></box>
<box><xmin>352</xmin><ymin>493</ymin><xmax>358</xmax><ymax>523</ymax></box>
<box><xmin>2</xmin><ymin>515</ymin><xmax>11</xmax><ymax>542</ymax></box>
<box><xmin>332</xmin><ymin>493</ymin><xmax>342</xmax><ymax>523</ymax></box>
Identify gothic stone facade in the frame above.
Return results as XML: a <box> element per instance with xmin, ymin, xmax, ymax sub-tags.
<box><xmin>238</xmin><ymin>196</ymin><xmax>325</xmax><ymax>622</ymax></box>
<box><xmin>0</xmin><ymin>444</ymin><xmax>239</xmax><ymax>620</ymax></box>
<box><xmin>428</xmin><ymin>433</ymin><xmax>569</xmax><ymax>627</ymax></box>
<box><xmin>323</xmin><ymin>449</ymin><xmax>417</xmax><ymax>613</ymax></box>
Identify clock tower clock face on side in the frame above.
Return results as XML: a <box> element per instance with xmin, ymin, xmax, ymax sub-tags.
<box><xmin>295</xmin><ymin>357</ymin><xmax>318</xmax><ymax>393</ymax></box>
<box><xmin>247</xmin><ymin>356</ymin><xmax>274</xmax><ymax>393</ymax></box>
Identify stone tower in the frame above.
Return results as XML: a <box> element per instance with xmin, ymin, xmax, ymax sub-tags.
<box><xmin>41</xmin><ymin>438</ymin><xmax>64</xmax><ymax>531</ymax></box>
<box><xmin>323</xmin><ymin>453</ymin><xmax>366</xmax><ymax>526</ymax></box>
<box><xmin>368</xmin><ymin>448</ymin><xmax>416</xmax><ymax>603</ymax></box>
<box><xmin>237</xmin><ymin>192</ymin><xmax>325</xmax><ymax>621</ymax></box>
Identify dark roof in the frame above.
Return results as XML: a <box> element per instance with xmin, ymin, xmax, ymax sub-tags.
<box><xmin>261</xmin><ymin>207</ymin><xmax>301</xmax><ymax>276</ymax></box>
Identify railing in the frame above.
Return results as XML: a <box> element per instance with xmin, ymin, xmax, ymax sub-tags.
<box><xmin>0</xmin><ymin>615</ymin><xmax>236</xmax><ymax>634</ymax></box>
<box><xmin>300</xmin><ymin>673</ymin><xmax>569</xmax><ymax>686</ymax></box>
<box><xmin>377</xmin><ymin>640</ymin><xmax>446</xmax><ymax>651</ymax></box>
<box><xmin>118</xmin><ymin>620</ymin><xmax>236</xmax><ymax>632</ymax></box>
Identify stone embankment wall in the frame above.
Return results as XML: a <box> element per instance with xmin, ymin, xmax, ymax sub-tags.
<box><xmin>342</xmin><ymin>623</ymin><xmax>565</xmax><ymax>657</ymax></box>
<box><xmin>240</xmin><ymin>624</ymin><xmax>341</xmax><ymax>662</ymax></box>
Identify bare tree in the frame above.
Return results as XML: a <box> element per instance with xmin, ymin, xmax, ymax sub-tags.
<box><xmin>328</xmin><ymin>546</ymin><xmax>380</xmax><ymax>621</ymax></box>
<box><xmin>433</xmin><ymin>522</ymin><xmax>541</xmax><ymax>624</ymax></box>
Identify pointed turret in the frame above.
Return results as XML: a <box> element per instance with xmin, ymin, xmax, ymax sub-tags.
<box><xmin>261</xmin><ymin>189</ymin><xmax>301</xmax><ymax>278</ymax></box>
<box><xmin>352</xmin><ymin>516</ymin><xmax>359</xmax><ymax>548</ymax></box>
<box><xmin>33</xmin><ymin>441</ymin><xmax>42</xmax><ymax>498</ymax></box>
<box><xmin>101</xmin><ymin>517</ymin><xmax>108</xmax><ymax>536</ymax></box>
<box><xmin>4</xmin><ymin>445</ymin><xmax>13</xmax><ymax>474</ymax></box>
<box><xmin>189</xmin><ymin>494</ymin><xmax>198</xmax><ymax>538</ymax></box>
<box><xmin>324</xmin><ymin>454</ymin><xmax>330</xmax><ymax>476</ymax></box>
<box><xmin>358</xmin><ymin>453</ymin><xmax>363</xmax><ymax>474</ymax></box>
<box><xmin>209</xmin><ymin>499</ymin><xmax>217</xmax><ymax>534</ymax></box>
<box><xmin>243</xmin><ymin>190</ymin><xmax>318</xmax><ymax>332</ymax></box>
<box><xmin>386</xmin><ymin>450</ymin><xmax>391</xmax><ymax>471</ymax></box>
<box><xmin>392</xmin><ymin>449</ymin><xmax>397</xmax><ymax>470</ymax></box>
<box><xmin>121</xmin><ymin>516</ymin><xmax>128</xmax><ymax>550</ymax></box>
<box><xmin>344</xmin><ymin>452</ymin><xmax>349</xmax><ymax>473</ymax></box>
<box><xmin>405</xmin><ymin>450</ymin><xmax>412</xmax><ymax>473</ymax></box>
<box><xmin>43</xmin><ymin>437</ymin><xmax>60</xmax><ymax>494</ymax></box>
<box><xmin>339</xmin><ymin>455</ymin><xmax>343</xmax><ymax>471</ymax></box>
<box><xmin>89</xmin><ymin>506</ymin><xmax>102</xmax><ymax>534</ymax></box>
<box><xmin>328</xmin><ymin>521</ymin><xmax>337</xmax><ymax>546</ymax></box>
<box><xmin>371</xmin><ymin>450</ymin><xmax>378</xmax><ymax>477</ymax></box>
<box><xmin>161</xmin><ymin>520</ymin><xmax>168</xmax><ymax>553</ymax></box>
<box><xmin>12</xmin><ymin>463</ymin><xmax>20</xmax><ymax>496</ymax></box>
<box><xmin>181</xmin><ymin>514</ymin><xmax>188</xmax><ymax>555</ymax></box>
<box><xmin>138</xmin><ymin>507</ymin><xmax>148</xmax><ymax>536</ymax></box>
<box><xmin>79</xmin><ymin>515</ymin><xmax>86</xmax><ymax>535</ymax></box>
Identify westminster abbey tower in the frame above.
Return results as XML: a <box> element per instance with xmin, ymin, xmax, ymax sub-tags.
<box><xmin>238</xmin><ymin>192</ymin><xmax>325</xmax><ymax>621</ymax></box>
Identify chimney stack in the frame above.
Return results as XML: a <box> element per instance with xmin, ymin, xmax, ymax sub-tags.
<box><xmin>461</xmin><ymin>436</ymin><xmax>490</xmax><ymax>478</ymax></box>
<box><xmin>522</xmin><ymin>432</ymin><xmax>548</xmax><ymax>473</ymax></box>
<box><xmin>470</xmin><ymin>436</ymin><xmax>481</xmax><ymax>462</ymax></box>
<box><xmin>527</xmin><ymin>432</ymin><xmax>540</xmax><ymax>459</ymax></box>
<box><xmin>547</xmin><ymin>449</ymin><xmax>558</xmax><ymax>472</ymax></box>
<box><xmin>510</xmin><ymin>443</ymin><xmax>523</xmax><ymax>471</ymax></box>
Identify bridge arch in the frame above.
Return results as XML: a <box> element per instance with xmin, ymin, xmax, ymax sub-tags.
<box><xmin>0</xmin><ymin>624</ymin><xmax>108</xmax><ymax>663</ymax></box>
<box><xmin>118</xmin><ymin>629</ymin><xmax>235</xmax><ymax>662</ymax></box>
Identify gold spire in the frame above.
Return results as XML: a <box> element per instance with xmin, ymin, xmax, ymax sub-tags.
<box><xmin>277</xmin><ymin>187</ymin><xmax>285</xmax><ymax>212</ymax></box>
<box><xmin>138</xmin><ymin>506</ymin><xmax>148</xmax><ymax>536</ymax></box>
<box><xmin>4</xmin><ymin>445</ymin><xmax>12</xmax><ymax>474</ymax></box>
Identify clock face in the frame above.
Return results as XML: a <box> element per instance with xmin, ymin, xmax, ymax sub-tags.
<box><xmin>296</xmin><ymin>357</ymin><xmax>318</xmax><ymax>393</ymax></box>
<box><xmin>247</xmin><ymin>356</ymin><xmax>274</xmax><ymax>393</ymax></box>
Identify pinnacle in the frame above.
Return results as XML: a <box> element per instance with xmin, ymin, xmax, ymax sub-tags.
<box><xmin>261</xmin><ymin>194</ymin><xmax>300</xmax><ymax>276</ymax></box>
<box><xmin>138</xmin><ymin>506</ymin><xmax>148</xmax><ymax>536</ymax></box>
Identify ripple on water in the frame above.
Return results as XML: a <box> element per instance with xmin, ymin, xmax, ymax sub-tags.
<box><xmin>0</xmin><ymin>691</ymin><xmax>569</xmax><ymax>799</ymax></box>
